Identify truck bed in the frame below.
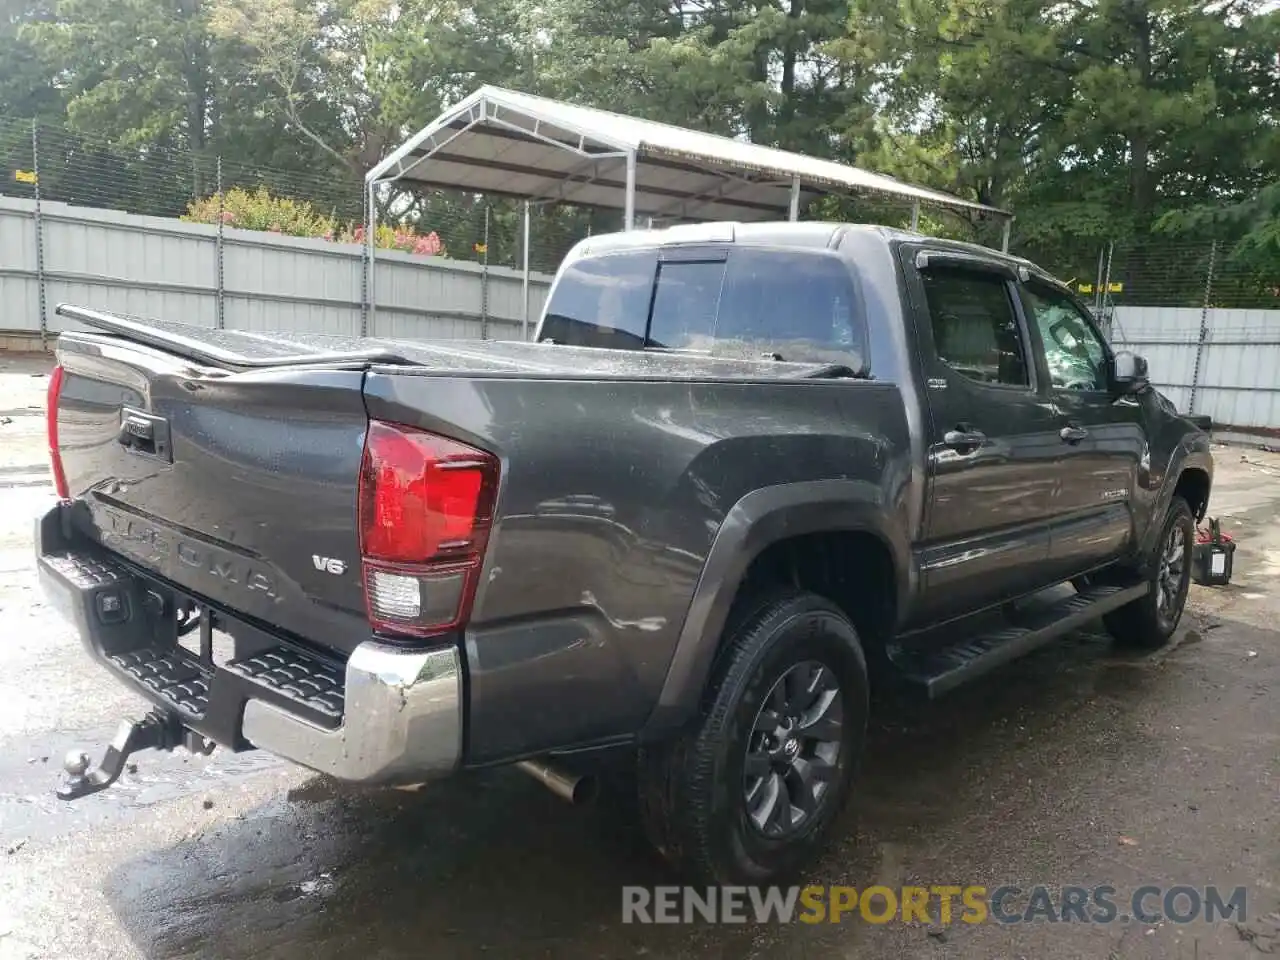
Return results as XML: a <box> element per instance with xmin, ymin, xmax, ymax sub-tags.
<box><xmin>58</xmin><ymin>305</ymin><xmax>859</xmax><ymax>381</ymax></box>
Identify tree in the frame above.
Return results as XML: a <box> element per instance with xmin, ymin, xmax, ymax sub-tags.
<box><xmin>1159</xmin><ymin>180</ymin><xmax>1280</xmax><ymax>282</ymax></box>
<box><xmin>210</xmin><ymin>0</ymin><xmax>535</xmax><ymax>175</ymax></box>
<box><xmin>25</xmin><ymin>0</ymin><xmax>219</xmax><ymax>151</ymax></box>
<box><xmin>0</xmin><ymin>0</ymin><xmax>60</xmax><ymax>119</ymax></box>
<box><xmin>0</xmin><ymin>0</ymin><xmax>1273</xmax><ymax>280</ymax></box>
<box><xmin>1056</xmin><ymin>0</ymin><xmax>1279</xmax><ymax>236</ymax></box>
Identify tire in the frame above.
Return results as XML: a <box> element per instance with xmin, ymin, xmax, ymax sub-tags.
<box><xmin>1104</xmin><ymin>496</ymin><xmax>1195</xmax><ymax>649</ymax></box>
<box><xmin>637</xmin><ymin>590</ymin><xmax>869</xmax><ymax>885</ymax></box>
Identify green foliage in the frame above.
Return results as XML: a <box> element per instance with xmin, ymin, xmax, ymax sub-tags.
<box><xmin>182</xmin><ymin>187</ymin><xmax>448</xmax><ymax>255</ymax></box>
<box><xmin>184</xmin><ymin>186</ymin><xmax>339</xmax><ymax>236</ymax></box>
<box><xmin>0</xmin><ymin>0</ymin><xmax>1275</xmax><ymax>286</ymax></box>
<box><xmin>1159</xmin><ymin>181</ymin><xmax>1280</xmax><ymax>277</ymax></box>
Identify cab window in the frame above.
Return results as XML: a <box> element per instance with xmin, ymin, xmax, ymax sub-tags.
<box><xmin>540</xmin><ymin>246</ymin><xmax>866</xmax><ymax>369</ymax></box>
<box><xmin>920</xmin><ymin>268</ymin><xmax>1030</xmax><ymax>387</ymax></box>
<box><xmin>1023</xmin><ymin>283</ymin><xmax>1109</xmax><ymax>391</ymax></box>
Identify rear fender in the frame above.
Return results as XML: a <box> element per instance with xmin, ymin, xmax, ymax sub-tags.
<box><xmin>641</xmin><ymin>480</ymin><xmax>911</xmax><ymax>737</ymax></box>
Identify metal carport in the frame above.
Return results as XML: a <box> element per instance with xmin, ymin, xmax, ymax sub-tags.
<box><xmin>364</xmin><ymin>86</ymin><xmax>1014</xmax><ymax>336</ymax></box>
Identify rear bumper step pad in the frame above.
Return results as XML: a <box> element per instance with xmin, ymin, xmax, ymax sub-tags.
<box><xmin>35</xmin><ymin>502</ymin><xmax>463</xmax><ymax>786</ymax></box>
<box><xmin>105</xmin><ymin>643</ymin><xmax>346</xmax><ymax>730</ymax></box>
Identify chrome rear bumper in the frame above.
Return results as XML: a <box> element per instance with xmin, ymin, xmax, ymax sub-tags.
<box><xmin>242</xmin><ymin>642</ymin><xmax>462</xmax><ymax>783</ymax></box>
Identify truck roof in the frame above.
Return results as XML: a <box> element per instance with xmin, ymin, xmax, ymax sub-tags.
<box><xmin>569</xmin><ymin>220</ymin><xmax>1047</xmax><ymax>276</ymax></box>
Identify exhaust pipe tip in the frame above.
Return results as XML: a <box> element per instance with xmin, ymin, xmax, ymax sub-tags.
<box><xmin>516</xmin><ymin>758</ymin><xmax>597</xmax><ymax>805</ymax></box>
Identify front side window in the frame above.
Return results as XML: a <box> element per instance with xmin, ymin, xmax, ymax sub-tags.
<box><xmin>1023</xmin><ymin>284</ymin><xmax>1108</xmax><ymax>391</ymax></box>
<box><xmin>920</xmin><ymin>268</ymin><xmax>1030</xmax><ymax>387</ymax></box>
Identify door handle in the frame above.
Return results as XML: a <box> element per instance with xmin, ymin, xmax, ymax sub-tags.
<box><xmin>1060</xmin><ymin>423</ymin><xmax>1089</xmax><ymax>444</ymax></box>
<box><xmin>943</xmin><ymin>427</ymin><xmax>987</xmax><ymax>451</ymax></box>
<box><xmin>118</xmin><ymin>407</ymin><xmax>172</xmax><ymax>462</ymax></box>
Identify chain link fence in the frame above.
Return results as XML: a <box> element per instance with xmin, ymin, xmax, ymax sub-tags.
<box><xmin>5</xmin><ymin>113</ymin><xmax>1277</xmax><ymax>408</ymax></box>
<box><xmin>0</xmin><ymin>115</ymin><xmax>600</xmax><ymax>344</ymax></box>
<box><xmin>1057</xmin><ymin>237</ymin><xmax>1280</xmax><ymax>430</ymax></box>
<box><xmin>1058</xmin><ymin>238</ymin><xmax>1278</xmax><ymax>321</ymax></box>
<box><xmin>1</xmin><ymin>116</ymin><xmax>603</xmax><ymax>273</ymax></box>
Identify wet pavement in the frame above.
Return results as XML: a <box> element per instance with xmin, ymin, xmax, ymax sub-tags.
<box><xmin>1</xmin><ymin>354</ymin><xmax>1277</xmax><ymax>958</ymax></box>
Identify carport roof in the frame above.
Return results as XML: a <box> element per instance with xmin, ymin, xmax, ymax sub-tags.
<box><xmin>366</xmin><ymin>86</ymin><xmax>1011</xmax><ymax>225</ymax></box>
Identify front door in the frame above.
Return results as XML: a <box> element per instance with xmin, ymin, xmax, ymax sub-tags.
<box><xmin>902</xmin><ymin>251</ymin><xmax>1063</xmax><ymax>625</ymax></box>
<box><xmin>1019</xmin><ymin>280</ymin><xmax>1147</xmax><ymax>580</ymax></box>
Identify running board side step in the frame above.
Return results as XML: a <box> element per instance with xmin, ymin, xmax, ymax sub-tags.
<box><xmin>890</xmin><ymin>583</ymin><xmax>1149</xmax><ymax>698</ymax></box>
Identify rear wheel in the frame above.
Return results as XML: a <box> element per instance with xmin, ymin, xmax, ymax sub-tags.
<box><xmin>1104</xmin><ymin>496</ymin><xmax>1195</xmax><ymax>649</ymax></box>
<box><xmin>637</xmin><ymin>591</ymin><xmax>868</xmax><ymax>884</ymax></box>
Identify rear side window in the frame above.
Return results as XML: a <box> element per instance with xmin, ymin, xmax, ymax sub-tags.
<box><xmin>540</xmin><ymin>246</ymin><xmax>865</xmax><ymax>368</ymax></box>
<box><xmin>539</xmin><ymin>251</ymin><xmax>656</xmax><ymax>349</ymax></box>
<box><xmin>921</xmin><ymin>268</ymin><xmax>1029</xmax><ymax>387</ymax></box>
<box><xmin>647</xmin><ymin>259</ymin><xmax>724</xmax><ymax>348</ymax></box>
<box><xmin>714</xmin><ymin>249</ymin><xmax>860</xmax><ymax>354</ymax></box>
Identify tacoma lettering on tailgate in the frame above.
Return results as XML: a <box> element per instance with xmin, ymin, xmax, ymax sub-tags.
<box><xmin>100</xmin><ymin>506</ymin><xmax>280</xmax><ymax>601</ymax></box>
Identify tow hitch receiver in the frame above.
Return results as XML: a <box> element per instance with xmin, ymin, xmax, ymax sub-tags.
<box><xmin>57</xmin><ymin>708</ymin><xmax>216</xmax><ymax>801</ymax></box>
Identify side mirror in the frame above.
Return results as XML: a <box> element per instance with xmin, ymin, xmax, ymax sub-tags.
<box><xmin>1112</xmin><ymin>350</ymin><xmax>1149</xmax><ymax>394</ymax></box>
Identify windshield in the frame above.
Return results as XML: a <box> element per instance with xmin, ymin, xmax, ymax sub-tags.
<box><xmin>538</xmin><ymin>245</ymin><xmax>867</xmax><ymax>371</ymax></box>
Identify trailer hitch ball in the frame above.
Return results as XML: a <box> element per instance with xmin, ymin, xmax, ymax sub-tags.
<box><xmin>64</xmin><ymin>750</ymin><xmax>91</xmax><ymax>777</ymax></box>
<box><xmin>55</xmin><ymin>709</ymin><xmax>195</xmax><ymax>801</ymax></box>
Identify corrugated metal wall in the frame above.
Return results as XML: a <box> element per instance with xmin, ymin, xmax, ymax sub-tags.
<box><xmin>1110</xmin><ymin>306</ymin><xmax>1280</xmax><ymax>431</ymax></box>
<box><xmin>4</xmin><ymin>195</ymin><xmax>1279</xmax><ymax>431</ymax></box>
<box><xmin>0</xmin><ymin>196</ymin><xmax>553</xmax><ymax>342</ymax></box>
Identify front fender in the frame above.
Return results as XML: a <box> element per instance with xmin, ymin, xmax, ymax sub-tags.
<box><xmin>1138</xmin><ymin>432</ymin><xmax>1214</xmax><ymax>562</ymax></box>
<box><xmin>641</xmin><ymin>480</ymin><xmax>911</xmax><ymax>737</ymax></box>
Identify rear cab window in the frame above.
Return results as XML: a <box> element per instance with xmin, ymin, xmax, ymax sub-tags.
<box><xmin>538</xmin><ymin>245</ymin><xmax>867</xmax><ymax>371</ymax></box>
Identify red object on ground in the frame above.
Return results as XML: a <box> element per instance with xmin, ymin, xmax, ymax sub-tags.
<box><xmin>1196</xmin><ymin>526</ymin><xmax>1233</xmax><ymax>544</ymax></box>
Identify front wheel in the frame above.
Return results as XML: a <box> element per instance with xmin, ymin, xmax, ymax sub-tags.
<box><xmin>637</xmin><ymin>591</ymin><xmax>869</xmax><ymax>885</ymax></box>
<box><xmin>1104</xmin><ymin>496</ymin><xmax>1195</xmax><ymax>648</ymax></box>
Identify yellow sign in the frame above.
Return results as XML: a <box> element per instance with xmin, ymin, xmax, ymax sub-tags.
<box><xmin>1077</xmin><ymin>282</ymin><xmax>1123</xmax><ymax>294</ymax></box>
<box><xmin>14</xmin><ymin>169</ymin><xmax>37</xmax><ymax>185</ymax></box>
<box><xmin>473</xmin><ymin>242</ymin><xmax>487</xmax><ymax>255</ymax></box>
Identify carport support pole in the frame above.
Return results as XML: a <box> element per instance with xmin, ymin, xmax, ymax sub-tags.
<box><xmin>1001</xmin><ymin>217</ymin><xmax>1012</xmax><ymax>254</ymax></box>
<box><xmin>364</xmin><ymin>180</ymin><xmax>378</xmax><ymax>336</ymax></box>
<box><xmin>624</xmin><ymin>151</ymin><xmax>637</xmax><ymax>231</ymax></box>
<box><xmin>788</xmin><ymin>178</ymin><xmax>801</xmax><ymax>221</ymax></box>
<box><xmin>521</xmin><ymin>200</ymin><xmax>531</xmax><ymax>340</ymax></box>
<box><xmin>32</xmin><ymin>119</ymin><xmax>47</xmax><ymax>351</ymax></box>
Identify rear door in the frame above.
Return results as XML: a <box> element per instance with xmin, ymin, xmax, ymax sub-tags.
<box><xmin>1018</xmin><ymin>279</ymin><xmax>1146</xmax><ymax>579</ymax></box>
<box><xmin>901</xmin><ymin>249</ymin><xmax>1062</xmax><ymax>624</ymax></box>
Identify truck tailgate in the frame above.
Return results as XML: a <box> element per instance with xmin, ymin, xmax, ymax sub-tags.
<box><xmin>53</xmin><ymin>332</ymin><xmax>371</xmax><ymax>655</ymax></box>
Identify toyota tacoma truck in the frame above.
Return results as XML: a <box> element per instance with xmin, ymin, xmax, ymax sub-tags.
<box><xmin>37</xmin><ymin>222</ymin><xmax>1212</xmax><ymax>884</ymax></box>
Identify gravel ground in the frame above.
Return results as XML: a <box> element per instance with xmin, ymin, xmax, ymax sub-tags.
<box><xmin>0</xmin><ymin>353</ymin><xmax>1276</xmax><ymax>959</ymax></box>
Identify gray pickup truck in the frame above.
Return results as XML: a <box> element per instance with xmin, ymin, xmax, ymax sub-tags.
<box><xmin>38</xmin><ymin>222</ymin><xmax>1212</xmax><ymax>884</ymax></box>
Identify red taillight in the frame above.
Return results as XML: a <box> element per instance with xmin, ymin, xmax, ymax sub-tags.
<box><xmin>358</xmin><ymin>420</ymin><xmax>499</xmax><ymax>637</ymax></box>
<box><xmin>46</xmin><ymin>365</ymin><xmax>69</xmax><ymax>500</ymax></box>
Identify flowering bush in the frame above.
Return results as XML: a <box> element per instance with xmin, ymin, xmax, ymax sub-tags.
<box><xmin>335</xmin><ymin>223</ymin><xmax>446</xmax><ymax>257</ymax></box>
<box><xmin>183</xmin><ymin>188</ymin><xmax>447</xmax><ymax>257</ymax></box>
<box><xmin>183</xmin><ymin>187</ymin><xmax>338</xmax><ymax>238</ymax></box>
